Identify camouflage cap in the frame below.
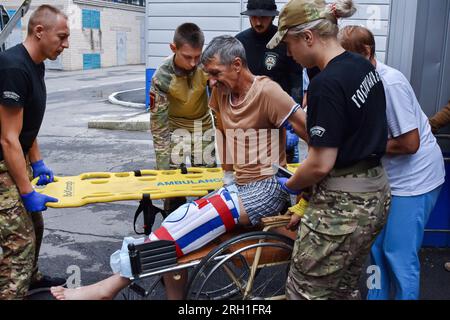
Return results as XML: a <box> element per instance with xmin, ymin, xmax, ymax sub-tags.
<box><xmin>267</xmin><ymin>0</ymin><xmax>328</xmax><ymax>49</ymax></box>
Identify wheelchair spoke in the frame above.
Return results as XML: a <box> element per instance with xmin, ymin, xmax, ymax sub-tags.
<box><xmin>186</xmin><ymin>232</ymin><xmax>294</xmax><ymax>300</ymax></box>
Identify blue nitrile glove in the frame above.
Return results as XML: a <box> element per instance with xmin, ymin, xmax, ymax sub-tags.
<box><xmin>31</xmin><ymin>160</ymin><xmax>54</xmax><ymax>186</ymax></box>
<box><xmin>21</xmin><ymin>190</ymin><xmax>58</xmax><ymax>212</ymax></box>
<box><xmin>286</xmin><ymin>130</ymin><xmax>299</xmax><ymax>151</ymax></box>
<box><xmin>283</xmin><ymin>121</ymin><xmax>295</xmax><ymax>134</ymax></box>
<box><xmin>277</xmin><ymin>177</ymin><xmax>302</xmax><ymax>195</ymax></box>
<box><xmin>291</xmin><ymin>143</ymin><xmax>300</xmax><ymax>163</ymax></box>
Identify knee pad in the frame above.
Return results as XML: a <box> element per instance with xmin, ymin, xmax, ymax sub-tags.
<box><xmin>149</xmin><ymin>186</ymin><xmax>240</xmax><ymax>257</ymax></box>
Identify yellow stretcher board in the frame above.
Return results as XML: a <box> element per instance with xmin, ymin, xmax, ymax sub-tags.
<box><xmin>33</xmin><ymin>164</ymin><xmax>301</xmax><ymax>208</ymax></box>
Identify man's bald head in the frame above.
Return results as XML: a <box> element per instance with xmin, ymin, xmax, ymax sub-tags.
<box><xmin>27</xmin><ymin>5</ymin><xmax>67</xmax><ymax>36</ymax></box>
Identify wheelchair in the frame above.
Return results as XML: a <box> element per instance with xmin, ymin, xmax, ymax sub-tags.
<box><xmin>124</xmin><ymin>190</ymin><xmax>297</xmax><ymax>301</ymax></box>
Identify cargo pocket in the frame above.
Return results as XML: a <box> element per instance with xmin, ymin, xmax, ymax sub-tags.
<box><xmin>291</xmin><ymin>221</ymin><xmax>358</xmax><ymax>277</ymax></box>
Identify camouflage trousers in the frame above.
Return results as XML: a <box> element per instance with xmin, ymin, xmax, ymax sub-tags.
<box><xmin>286</xmin><ymin>166</ymin><xmax>391</xmax><ymax>300</ymax></box>
<box><xmin>0</xmin><ymin>161</ymin><xmax>43</xmax><ymax>300</ymax></box>
<box><xmin>156</xmin><ymin>129</ymin><xmax>216</xmax><ymax>171</ymax></box>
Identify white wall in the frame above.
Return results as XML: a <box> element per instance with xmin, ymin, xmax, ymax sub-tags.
<box><xmin>387</xmin><ymin>0</ymin><xmax>450</xmax><ymax>116</ymax></box>
<box><xmin>3</xmin><ymin>0</ymin><xmax>145</xmax><ymax>70</ymax></box>
<box><xmin>69</xmin><ymin>0</ymin><xmax>145</xmax><ymax>70</ymax></box>
<box><xmin>146</xmin><ymin>0</ymin><xmax>391</xmax><ymax>69</ymax></box>
<box><xmin>70</xmin><ymin>1</ymin><xmax>145</xmax><ymax>69</ymax></box>
<box><xmin>3</xmin><ymin>0</ymin><xmax>69</xmax><ymax>69</ymax></box>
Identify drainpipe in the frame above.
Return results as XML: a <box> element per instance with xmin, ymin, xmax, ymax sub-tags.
<box><xmin>240</xmin><ymin>0</ymin><xmax>243</xmax><ymax>32</ymax></box>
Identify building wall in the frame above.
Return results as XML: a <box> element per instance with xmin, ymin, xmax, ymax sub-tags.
<box><xmin>3</xmin><ymin>0</ymin><xmax>68</xmax><ymax>68</ymax></box>
<box><xmin>387</xmin><ymin>0</ymin><xmax>450</xmax><ymax>117</ymax></box>
<box><xmin>71</xmin><ymin>0</ymin><xmax>145</xmax><ymax>70</ymax></box>
<box><xmin>3</xmin><ymin>0</ymin><xmax>145</xmax><ymax>70</ymax></box>
<box><xmin>146</xmin><ymin>0</ymin><xmax>391</xmax><ymax>69</ymax></box>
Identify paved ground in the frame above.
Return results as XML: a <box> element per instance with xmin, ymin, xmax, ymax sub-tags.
<box><xmin>1</xmin><ymin>64</ymin><xmax>447</xmax><ymax>300</ymax></box>
<box><xmin>114</xmin><ymin>88</ymin><xmax>146</xmax><ymax>105</ymax></box>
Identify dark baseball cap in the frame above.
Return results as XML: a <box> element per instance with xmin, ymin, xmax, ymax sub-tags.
<box><xmin>241</xmin><ymin>0</ymin><xmax>279</xmax><ymax>17</ymax></box>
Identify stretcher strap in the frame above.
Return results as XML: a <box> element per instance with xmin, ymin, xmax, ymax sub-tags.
<box><xmin>153</xmin><ymin>227</ymin><xmax>184</xmax><ymax>258</ymax></box>
<box><xmin>194</xmin><ymin>198</ymin><xmax>209</xmax><ymax>209</ymax></box>
<box><xmin>208</xmin><ymin>195</ymin><xmax>235</xmax><ymax>232</ymax></box>
<box><xmin>133</xmin><ymin>194</ymin><xmax>165</xmax><ymax>236</ymax></box>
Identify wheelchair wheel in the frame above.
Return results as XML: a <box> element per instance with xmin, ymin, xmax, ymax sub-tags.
<box><xmin>122</xmin><ymin>276</ymin><xmax>163</xmax><ymax>300</ymax></box>
<box><xmin>185</xmin><ymin>231</ymin><xmax>294</xmax><ymax>300</ymax></box>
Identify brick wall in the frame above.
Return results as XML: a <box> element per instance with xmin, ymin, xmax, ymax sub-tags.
<box><xmin>3</xmin><ymin>0</ymin><xmax>145</xmax><ymax>70</ymax></box>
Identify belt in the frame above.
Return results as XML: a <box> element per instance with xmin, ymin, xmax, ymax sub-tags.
<box><xmin>320</xmin><ymin>157</ymin><xmax>389</xmax><ymax>194</ymax></box>
<box><xmin>330</xmin><ymin>158</ymin><xmax>381</xmax><ymax>178</ymax></box>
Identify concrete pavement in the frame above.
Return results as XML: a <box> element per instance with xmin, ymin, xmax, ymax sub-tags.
<box><xmin>90</xmin><ymin>85</ymin><xmax>149</xmax><ymax>131</ymax></box>
<box><xmin>88</xmin><ymin>111</ymin><xmax>150</xmax><ymax>131</ymax></box>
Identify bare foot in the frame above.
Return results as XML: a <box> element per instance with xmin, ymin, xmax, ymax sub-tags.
<box><xmin>50</xmin><ymin>284</ymin><xmax>108</xmax><ymax>300</ymax></box>
<box><xmin>51</xmin><ymin>286</ymin><xmax>68</xmax><ymax>300</ymax></box>
<box><xmin>50</xmin><ymin>274</ymin><xmax>131</xmax><ymax>300</ymax></box>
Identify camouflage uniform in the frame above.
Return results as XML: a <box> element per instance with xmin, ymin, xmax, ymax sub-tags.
<box><xmin>286</xmin><ymin>166</ymin><xmax>391</xmax><ymax>300</ymax></box>
<box><xmin>0</xmin><ymin>160</ymin><xmax>43</xmax><ymax>300</ymax></box>
<box><xmin>149</xmin><ymin>55</ymin><xmax>215</xmax><ymax>170</ymax></box>
<box><xmin>149</xmin><ymin>55</ymin><xmax>216</xmax><ymax>212</ymax></box>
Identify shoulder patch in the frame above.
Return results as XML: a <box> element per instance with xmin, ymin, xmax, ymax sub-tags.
<box><xmin>2</xmin><ymin>91</ymin><xmax>20</xmax><ymax>102</ymax></box>
<box><xmin>310</xmin><ymin>126</ymin><xmax>326</xmax><ymax>138</ymax></box>
<box><xmin>149</xmin><ymin>91</ymin><xmax>156</xmax><ymax>112</ymax></box>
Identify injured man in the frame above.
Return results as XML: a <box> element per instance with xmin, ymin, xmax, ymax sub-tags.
<box><xmin>51</xmin><ymin>35</ymin><xmax>307</xmax><ymax>300</ymax></box>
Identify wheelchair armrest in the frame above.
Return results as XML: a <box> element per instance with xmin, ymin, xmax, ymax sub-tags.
<box><xmin>260</xmin><ymin>215</ymin><xmax>292</xmax><ymax>229</ymax></box>
<box><xmin>128</xmin><ymin>240</ymin><xmax>178</xmax><ymax>279</ymax></box>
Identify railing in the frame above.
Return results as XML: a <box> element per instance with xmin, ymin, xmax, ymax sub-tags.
<box><xmin>0</xmin><ymin>0</ymin><xmax>31</xmax><ymax>51</ymax></box>
<box><xmin>0</xmin><ymin>5</ymin><xmax>9</xmax><ymax>29</ymax></box>
<box><xmin>0</xmin><ymin>5</ymin><xmax>9</xmax><ymax>51</ymax></box>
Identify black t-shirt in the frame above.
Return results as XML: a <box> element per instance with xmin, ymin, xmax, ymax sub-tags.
<box><xmin>0</xmin><ymin>44</ymin><xmax>46</xmax><ymax>161</ymax></box>
<box><xmin>306</xmin><ymin>67</ymin><xmax>321</xmax><ymax>82</ymax></box>
<box><xmin>307</xmin><ymin>51</ymin><xmax>387</xmax><ymax>169</ymax></box>
<box><xmin>236</xmin><ymin>25</ymin><xmax>303</xmax><ymax>103</ymax></box>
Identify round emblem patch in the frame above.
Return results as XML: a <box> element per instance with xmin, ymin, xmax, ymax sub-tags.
<box><xmin>265</xmin><ymin>52</ymin><xmax>278</xmax><ymax>71</ymax></box>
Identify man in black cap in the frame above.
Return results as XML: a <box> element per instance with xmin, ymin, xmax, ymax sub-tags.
<box><xmin>236</xmin><ymin>0</ymin><xmax>303</xmax><ymax>163</ymax></box>
<box><xmin>236</xmin><ymin>0</ymin><xmax>303</xmax><ymax>103</ymax></box>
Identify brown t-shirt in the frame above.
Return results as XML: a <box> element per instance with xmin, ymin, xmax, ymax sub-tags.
<box><xmin>209</xmin><ymin>76</ymin><xmax>298</xmax><ymax>185</ymax></box>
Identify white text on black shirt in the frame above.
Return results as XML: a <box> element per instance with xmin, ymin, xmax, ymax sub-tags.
<box><xmin>351</xmin><ymin>71</ymin><xmax>382</xmax><ymax>109</ymax></box>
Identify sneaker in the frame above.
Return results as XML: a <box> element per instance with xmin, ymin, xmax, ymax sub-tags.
<box><xmin>27</xmin><ymin>275</ymin><xmax>67</xmax><ymax>296</ymax></box>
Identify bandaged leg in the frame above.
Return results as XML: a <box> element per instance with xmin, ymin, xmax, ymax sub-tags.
<box><xmin>110</xmin><ymin>185</ymin><xmax>241</xmax><ymax>278</ymax></box>
<box><xmin>149</xmin><ymin>185</ymin><xmax>241</xmax><ymax>257</ymax></box>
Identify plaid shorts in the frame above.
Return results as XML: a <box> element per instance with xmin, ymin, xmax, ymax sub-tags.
<box><xmin>237</xmin><ymin>176</ymin><xmax>290</xmax><ymax>226</ymax></box>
